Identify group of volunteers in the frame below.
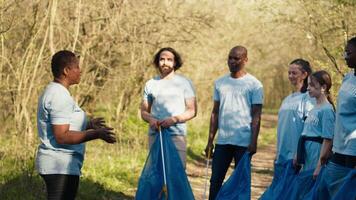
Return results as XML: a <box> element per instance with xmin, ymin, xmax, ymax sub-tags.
<box><xmin>34</xmin><ymin>37</ymin><xmax>356</xmax><ymax>200</ymax></box>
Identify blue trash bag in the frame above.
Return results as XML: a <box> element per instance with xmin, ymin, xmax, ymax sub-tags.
<box><xmin>281</xmin><ymin>169</ymin><xmax>316</xmax><ymax>200</ymax></box>
<box><xmin>259</xmin><ymin>160</ymin><xmax>298</xmax><ymax>200</ymax></box>
<box><xmin>259</xmin><ymin>161</ymin><xmax>288</xmax><ymax>200</ymax></box>
<box><xmin>332</xmin><ymin>169</ymin><xmax>356</xmax><ymax>200</ymax></box>
<box><xmin>309</xmin><ymin>162</ymin><xmax>353</xmax><ymax>200</ymax></box>
<box><xmin>215</xmin><ymin>152</ymin><xmax>251</xmax><ymax>200</ymax></box>
<box><xmin>303</xmin><ymin>166</ymin><xmax>325</xmax><ymax>200</ymax></box>
<box><xmin>135</xmin><ymin>129</ymin><xmax>195</xmax><ymax>200</ymax></box>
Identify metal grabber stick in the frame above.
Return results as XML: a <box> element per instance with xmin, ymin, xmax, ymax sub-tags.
<box><xmin>203</xmin><ymin>146</ymin><xmax>212</xmax><ymax>200</ymax></box>
<box><xmin>159</xmin><ymin>126</ymin><xmax>168</xmax><ymax>200</ymax></box>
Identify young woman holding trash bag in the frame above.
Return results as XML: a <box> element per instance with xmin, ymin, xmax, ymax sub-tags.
<box><xmin>35</xmin><ymin>50</ymin><xmax>116</xmax><ymax>200</ymax></box>
<box><xmin>260</xmin><ymin>59</ymin><xmax>315</xmax><ymax>200</ymax></box>
<box><xmin>295</xmin><ymin>70</ymin><xmax>335</xmax><ymax>176</ymax></box>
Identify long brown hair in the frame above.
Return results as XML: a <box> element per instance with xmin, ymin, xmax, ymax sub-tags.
<box><xmin>310</xmin><ymin>70</ymin><xmax>335</xmax><ymax>110</ymax></box>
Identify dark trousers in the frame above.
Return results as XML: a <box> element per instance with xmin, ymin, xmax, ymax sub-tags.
<box><xmin>209</xmin><ymin>144</ymin><xmax>247</xmax><ymax>200</ymax></box>
<box><xmin>41</xmin><ymin>174</ymin><xmax>79</xmax><ymax>200</ymax></box>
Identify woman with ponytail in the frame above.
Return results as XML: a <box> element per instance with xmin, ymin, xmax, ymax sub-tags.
<box><xmin>260</xmin><ymin>59</ymin><xmax>315</xmax><ymax>200</ymax></box>
<box><xmin>295</xmin><ymin>70</ymin><xmax>335</xmax><ymax>176</ymax></box>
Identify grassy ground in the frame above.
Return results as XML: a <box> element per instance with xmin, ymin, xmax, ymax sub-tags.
<box><xmin>0</xmin><ymin>112</ymin><xmax>277</xmax><ymax>199</ymax></box>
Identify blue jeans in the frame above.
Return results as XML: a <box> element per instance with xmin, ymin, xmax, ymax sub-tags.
<box><xmin>209</xmin><ymin>144</ymin><xmax>247</xmax><ymax>200</ymax></box>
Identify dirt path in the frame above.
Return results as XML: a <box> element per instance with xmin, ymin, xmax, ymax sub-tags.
<box><xmin>186</xmin><ymin>145</ymin><xmax>275</xmax><ymax>200</ymax></box>
<box><xmin>187</xmin><ymin>114</ymin><xmax>277</xmax><ymax>200</ymax></box>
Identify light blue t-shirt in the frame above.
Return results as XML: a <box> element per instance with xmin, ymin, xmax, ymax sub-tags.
<box><xmin>301</xmin><ymin>102</ymin><xmax>335</xmax><ymax>170</ymax></box>
<box><xmin>36</xmin><ymin>82</ymin><xmax>87</xmax><ymax>175</ymax></box>
<box><xmin>214</xmin><ymin>73</ymin><xmax>263</xmax><ymax>147</ymax></box>
<box><xmin>333</xmin><ymin>72</ymin><xmax>356</xmax><ymax>156</ymax></box>
<box><xmin>275</xmin><ymin>92</ymin><xmax>315</xmax><ymax>164</ymax></box>
<box><xmin>143</xmin><ymin>74</ymin><xmax>195</xmax><ymax>136</ymax></box>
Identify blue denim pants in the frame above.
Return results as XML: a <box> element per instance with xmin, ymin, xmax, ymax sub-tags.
<box><xmin>209</xmin><ymin>144</ymin><xmax>247</xmax><ymax>200</ymax></box>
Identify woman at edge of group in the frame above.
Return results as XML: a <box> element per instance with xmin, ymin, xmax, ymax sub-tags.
<box><xmin>35</xmin><ymin>50</ymin><xmax>116</xmax><ymax>200</ymax></box>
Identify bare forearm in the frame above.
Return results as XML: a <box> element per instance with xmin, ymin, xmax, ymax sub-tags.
<box><xmin>319</xmin><ymin>139</ymin><xmax>332</xmax><ymax>165</ymax></box>
<box><xmin>174</xmin><ymin>109</ymin><xmax>196</xmax><ymax>123</ymax></box>
<box><xmin>56</xmin><ymin>130</ymin><xmax>99</xmax><ymax>145</ymax></box>
<box><xmin>141</xmin><ymin>110</ymin><xmax>154</xmax><ymax>123</ymax></box>
<box><xmin>250</xmin><ymin>105</ymin><xmax>262</xmax><ymax>145</ymax></box>
<box><xmin>208</xmin><ymin>113</ymin><xmax>218</xmax><ymax>143</ymax></box>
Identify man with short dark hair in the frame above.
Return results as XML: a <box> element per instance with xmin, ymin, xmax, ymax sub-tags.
<box><xmin>205</xmin><ymin>46</ymin><xmax>263</xmax><ymax>200</ymax></box>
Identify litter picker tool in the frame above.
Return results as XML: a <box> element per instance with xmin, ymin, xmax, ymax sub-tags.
<box><xmin>158</xmin><ymin>126</ymin><xmax>168</xmax><ymax>200</ymax></box>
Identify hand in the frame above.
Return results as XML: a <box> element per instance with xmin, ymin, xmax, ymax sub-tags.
<box><xmin>149</xmin><ymin>118</ymin><xmax>159</xmax><ymax>131</ymax></box>
<box><xmin>87</xmin><ymin>117</ymin><xmax>107</xmax><ymax>130</ymax></box>
<box><xmin>97</xmin><ymin>127</ymin><xmax>116</xmax><ymax>143</ymax></box>
<box><xmin>247</xmin><ymin>142</ymin><xmax>257</xmax><ymax>156</ymax></box>
<box><xmin>159</xmin><ymin>116</ymin><xmax>178</xmax><ymax>128</ymax></box>
<box><xmin>313</xmin><ymin>165</ymin><xmax>321</xmax><ymax>179</ymax></box>
<box><xmin>204</xmin><ymin>142</ymin><xmax>214</xmax><ymax>159</ymax></box>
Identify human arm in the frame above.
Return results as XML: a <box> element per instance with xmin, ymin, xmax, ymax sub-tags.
<box><xmin>140</xmin><ymin>100</ymin><xmax>159</xmax><ymax>130</ymax></box>
<box><xmin>159</xmin><ymin>97</ymin><xmax>197</xmax><ymax>127</ymax></box>
<box><xmin>313</xmin><ymin>138</ymin><xmax>332</xmax><ymax>179</ymax></box>
<box><xmin>204</xmin><ymin>101</ymin><xmax>220</xmax><ymax>158</ymax></box>
<box><xmin>248</xmin><ymin>104</ymin><xmax>262</xmax><ymax>156</ymax></box>
<box><xmin>52</xmin><ymin>124</ymin><xmax>116</xmax><ymax>145</ymax></box>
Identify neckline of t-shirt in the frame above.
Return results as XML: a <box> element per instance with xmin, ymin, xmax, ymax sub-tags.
<box><xmin>50</xmin><ymin>81</ymin><xmax>69</xmax><ymax>92</ymax></box>
<box><xmin>228</xmin><ymin>73</ymin><xmax>249</xmax><ymax>81</ymax></box>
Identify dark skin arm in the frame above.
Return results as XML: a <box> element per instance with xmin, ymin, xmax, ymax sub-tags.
<box><xmin>204</xmin><ymin>101</ymin><xmax>220</xmax><ymax>158</ymax></box>
<box><xmin>53</xmin><ymin>124</ymin><xmax>116</xmax><ymax>145</ymax></box>
<box><xmin>248</xmin><ymin>104</ymin><xmax>262</xmax><ymax>156</ymax></box>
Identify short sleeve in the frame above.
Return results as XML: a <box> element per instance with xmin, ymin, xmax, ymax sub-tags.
<box><xmin>49</xmin><ymin>94</ymin><xmax>73</xmax><ymax>125</ymax></box>
<box><xmin>213</xmin><ymin>82</ymin><xmax>220</xmax><ymax>101</ymax></box>
<box><xmin>321</xmin><ymin>108</ymin><xmax>335</xmax><ymax>139</ymax></box>
<box><xmin>184</xmin><ymin>79</ymin><xmax>196</xmax><ymax>99</ymax></box>
<box><xmin>251</xmin><ymin>84</ymin><xmax>264</xmax><ymax>104</ymax></box>
<box><xmin>143</xmin><ymin>83</ymin><xmax>153</xmax><ymax>103</ymax></box>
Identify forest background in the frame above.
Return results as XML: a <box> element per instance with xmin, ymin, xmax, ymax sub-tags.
<box><xmin>1</xmin><ymin>0</ymin><xmax>355</xmax><ymax>199</ymax></box>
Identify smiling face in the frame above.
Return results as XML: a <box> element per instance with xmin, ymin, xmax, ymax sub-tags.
<box><xmin>288</xmin><ymin>64</ymin><xmax>307</xmax><ymax>87</ymax></box>
<box><xmin>158</xmin><ymin>50</ymin><xmax>175</xmax><ymax>75</ymax></box>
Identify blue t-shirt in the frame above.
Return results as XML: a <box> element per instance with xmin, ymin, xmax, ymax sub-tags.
<box><xmin>36</xmin><ymin>82</ymin><xmax>87</xmax><ymax>175</ymax></box>
<box><xmin>275</xmin><ymin>92</ymin><xmax>315</xmax><ymax>164</ymax></box>
<box><xmin>301</xmin><ymin>102</ymin><xmax>335</xmax><ymax>170</ymax></box>
<box><xmin>214</xmin><ymin>73</ymin><xmax>264</xmax><ymax>147</ymax></box>
<box><xmin>143</xmin><ymin>74</ymin><xmax>196</xmax><ymax>136</ymax></box>
<box><xmin>333</xmin><ymin>72</ymin><xmax>356</xmax><ymax>156</ymax></box>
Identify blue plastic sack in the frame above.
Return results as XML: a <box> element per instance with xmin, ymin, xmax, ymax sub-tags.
<box><xmin>332</xmin><ymin>169</ymin><xmax>356</xmax><ymax>200</ymax></box>
<box><xmin>281</xmin><ymin>169</ymin><xmax>316</xmax><ymax>200</ymax></box>
<box><xmin>135</xmin><ymin>129</ymin><xmax>194</xmax><ymax>200</ymax></box>
<box><xmin>259</xmin><ymin>161</ymin><xmax>288</xmax><ymax>200</ymax></box>
<box><xmin>259</xmin><ymin>160</ymin><xmax>298</xmax><ymax>200</ymax></box>
<box><xmin>215</xmin><ymin>152</ymin><xmax>251</xmax><ymax>200</ymax></box>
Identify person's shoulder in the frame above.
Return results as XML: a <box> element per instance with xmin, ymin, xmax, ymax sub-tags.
<box><xmin>245</xmin><ymin>73</ymin><xmax>263</xmax><ymax>87</ymax></box>
<box><xmin>322</xmin><ymin>102</ymin><xmax>335</xmax><ymax>113</ymax></box>
<box><xmin>343</xmin><ymin>71</ymin><xmax>354</xmax><ymax>81</ymax></box>
<box><xmin>215</xmin><ymin>74</ymin><xmax>230</xmax><ymax>83</ymax></box>
<box><xmin>174</xmin><ymin>74</ymin><xmax>193</xmax><ymax>82</ymax></box>
<box><xmin>145</xmin><ymin>75</ymin><xmax>160</xmax><ymax>85</ymax></box>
